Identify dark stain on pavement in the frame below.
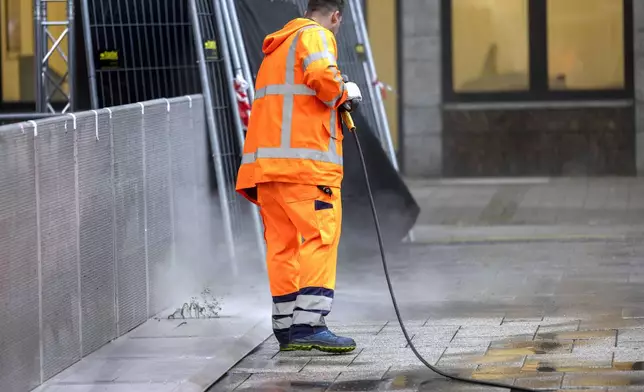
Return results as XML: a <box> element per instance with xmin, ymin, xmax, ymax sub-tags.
<box><xmin>238</xmin><ymin>371</ymin><xmax>462</xmax><ymax>391</ymax></box>
<box><xmin>490</xmin><ymin>339</ymin><xmax>564</xmax><ymax>355</ymax></box>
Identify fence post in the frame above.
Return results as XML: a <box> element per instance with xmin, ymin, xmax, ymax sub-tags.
<box><xmin>216</xmin><ymin>0</ymin><xmax>267</xmax><ymax>264</ymax></box>
<box><xmin>106</xmin><ymin>106</ymin><xmax>120</xmax><ymax>337</ymax></box>
<box><xmin>138</xmin><ymin>102</ymin><xmax>151</xmax><ymax>317</ymax></box>
<box><xmin>188</xmin><ymin>0</ymin><xmax>237</xmax><ymax>264</ymax></box>
<box><xmin>224</xmin><ymin>0</ymin><xmax>255</xmax><ymax>101</ymax></box>
<box><xmin>30</xmin><ymin>120</ymin><xmax>45</xmax><ymax>384</ymax></box>
<box><xmin>165</xmin><ymin>99</ymin><xmax>177</xmax><ymax>268</ymax></box>
<box><xmin>81</xmin><ymin>0</ymin><xmax>99</xmax><ymax>109</ymax></box>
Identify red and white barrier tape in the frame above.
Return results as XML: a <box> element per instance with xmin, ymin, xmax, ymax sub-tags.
<box><xmin>372</xmin><ymin>77</ymin><xmax>395</xmax><ymax>99</ymax></box>
<box><xmin>234</xmin><ymin>72</ymin><xmax>251</xmax><ymax>129</ymax></box>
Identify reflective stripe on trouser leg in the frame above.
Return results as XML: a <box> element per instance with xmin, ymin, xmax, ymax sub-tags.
<box><xmin>291</xmin><ymin>287</ymin><xmax>335</xmax><ymax>339</ymax></box>
<box><xmin>262</xmin><ymin>183</ymin><xmax>343</xmax><ymax>340</ymax></box>
<box><xmin>272</xmin><ymin>291</ymin><xmax>297</xmax><ymax>343</ymax></box>
<box><xmin>285</xmin><ymin>183</ymin><xmax>342</xmax><ymax>340</ymax></box>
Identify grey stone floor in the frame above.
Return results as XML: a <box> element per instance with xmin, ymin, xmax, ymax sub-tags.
<box><xmin>211</xmin><ymin>237</ymin><xmax>644</xmax><ymax>391</ymax></box>
<box><xmin>209</xmin><ymin>178</ymin><xmax>644</xmax><ymax>391</ymax></box>
<box><xmin>407</xmin><ymin>177</ymin><xmax>644</xmax><ymax>226</ymax></box>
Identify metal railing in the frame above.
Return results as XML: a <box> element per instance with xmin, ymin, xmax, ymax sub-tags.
<box><xmin>0</xmin><ymin>96</ymin><xmax>233</xmax><ymax>392</ymax></box>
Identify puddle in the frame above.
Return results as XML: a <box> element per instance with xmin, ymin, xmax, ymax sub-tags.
<box><xmin>488</xmin><ymin>340</ymin><xmax>565</xmax><ymax>355</ymax></box>
<box><xmin>524</xmin><ymin>361</ymin><xmax>644</xmax><ymax>374</ymax></box>
<box><xmin>239</xmin><ymin>371</ymin><xmax>462</xmax><ymax>392</ymax></box>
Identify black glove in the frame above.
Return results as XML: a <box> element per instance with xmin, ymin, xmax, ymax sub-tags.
<box><xmin>340</xmin><ymin>99</ymin><xmax>360</xmax><ymax>113</ymax></box>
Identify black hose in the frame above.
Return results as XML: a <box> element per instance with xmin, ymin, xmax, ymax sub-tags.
<box><xmin>350</xmin><ymin>129</ymin><xmax>546</xmax><ymax>392</ymax></box>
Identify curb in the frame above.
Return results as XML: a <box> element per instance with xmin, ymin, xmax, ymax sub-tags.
<box><xmin>410</xmin><ymin>225</ymin><xmax>643</xmax><ymax>245</ymax></box>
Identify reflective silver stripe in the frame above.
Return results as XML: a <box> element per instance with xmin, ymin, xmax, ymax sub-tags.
<box><xmin>255</xmin><ymin>84</ymin><xmax>316</xmax><ymax>99</ymax></box>
<box><xmin>317</xmin><ymin>30</ymin><xmax>333</xmax><ymax>61</ymax></box>
<box><xmin>242</xmin><ymin>147</ymin><xmax>342</xmax><ymax>165</ymax></box>
<box><xmin>302</xmin><ymin>51</ymin><xmax>336</xmax><ymax>72</ymax></box>
<box><xmin>295</xmin><ymin>295</ymin><xmax>333</xmax><ymax>312</ymax></box>
<box><xmin>273</xmin><ymin>301</ymin><xmax>296</xmax><ymax>316</ymax></box>
<box><xmin>328</xmin><ymin>109</ymin><xmax>338</xmax><ymax>156</ymax></box>
<box><xmin>282</xmin><ymin>26</ymin><xmax>316</xmax><ymax>149</ymax></box>
<box><xmin>293</xmin><ymin>310</ymin><xmax>326</xmax><ymax>327</ymax></box>
<box><xmin>273</xmin><ymin>317</ymin><xmax>292</xmax><ymax>330</ymax></box>
<box><xmin>317</xmin><ymin>29</ymin><xmax>340</xmax><ymax>109</ymax></box>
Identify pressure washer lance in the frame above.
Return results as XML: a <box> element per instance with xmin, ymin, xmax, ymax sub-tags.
<box><xmin>340</xmin><ymin>111</ymin><xmax>544</xmax><ymax>392</ymax></box>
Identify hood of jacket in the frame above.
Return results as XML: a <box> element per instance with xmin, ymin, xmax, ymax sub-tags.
<box><xmin>262</xmin><ymin>18</ymin><xmax>319</xmax><ymax>55</ymax></box>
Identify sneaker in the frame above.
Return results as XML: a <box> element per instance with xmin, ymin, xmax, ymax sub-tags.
<box><xmin>286</xmin><ymin>330</ymin><xmax>356</xmax><ymax>353</ymax></box>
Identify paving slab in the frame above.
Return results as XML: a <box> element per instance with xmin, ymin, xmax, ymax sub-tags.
<box><xmin>209</xmin><ymin>179</ymin><xmax>644</xmax><ymax>391</ymax></box>
<box><xmin>35</xmin><ymin>277</ymin><xmax>273</xmax><ymax>392</ymax></box>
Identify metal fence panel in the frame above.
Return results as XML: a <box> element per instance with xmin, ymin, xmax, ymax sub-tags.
<box><xmin>185</xmin><ymin>97</ymin><xmax>228</xmax><ymax>281</ymax></box>
<box><xmin>82</xmin><ymin>0</ymin><xmax>201</xmax><ymax>108</ymax></box>
<box><xmin>0</xmin><ymin>127</ymin><xmax>40</xmax><ymax>392</ymax></box>
<box><xmin>190</xmin><ymin>0</ymin><xmax>242</xmax><ymax>270</ymax></box>
<box><xmin>191</xmin><ymin>97</ymin><xmax>221</xmax><ymax>268</ymax></box>
<box><xmin>0</xmin><ymin>96</ymin><xmax>226</xmax><ymax>390</ymax></box>
<box><xmin>217</xmin><ymin>0</ymin><xmax>267</xmax><ymax>262</ymax></box>
<box><xmin>36</xmin><ymin>118</ymin><xmax>82</xmax><ymax>379</ymax></box>
<box><xmin>76</xmin><ymin>110</ymin><xmax>117</xmax><ymax>356</ymax></box>
<box><xmin>169</xmin><ymin>98</ymin><xmax>201</xmax><ymax>273</ymax></box>
<box><xmin>111</xmin><ymin>103</ymin><xmax>148</xmax><ymax>333</ymax></box>
<box><xmin>143</xmin><ymin>100</ymin><xmax>175</xmax><ymax>316</ymax></box>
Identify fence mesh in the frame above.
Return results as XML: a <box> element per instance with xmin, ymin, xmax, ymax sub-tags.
<box><xmin>82</xmin><ymin>0</ymin><xmax>201</xmax><ymax>107</ymax></box>
<box><xmin>36</xmin><ymin>117</ymin><xmax>82</xmax><ymax>379</ymax></box>
<box><xmin>0</xmin><ymin>96</ymin><xmax>229</xmax><ymax>392</ymax></box>
<box><xmin>75</xmin><ymin>110</ymin><xmax>117</xmax><ymax>356</ymax></box>
<box><xmin>0</xmin><ymin>127</ymin><xmax>39</xmax><ymax>392</ymax></box>
<box><xmin>189</xmin><ymin>0</ymin><xmax>259</xmax><ymax>254</ymax></box>
<box><xmin>83</xmin><ymin>0</ymin><xmax>264</xmax><ymax>262</ymax></box>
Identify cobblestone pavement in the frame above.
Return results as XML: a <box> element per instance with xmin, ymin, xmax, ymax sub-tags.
<box><xmin>210</xmin><ymin>236</ymin><xmax>644</xmax><ymax>391</ymax></box>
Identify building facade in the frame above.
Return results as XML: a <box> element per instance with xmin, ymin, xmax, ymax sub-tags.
<box><xmin>4</xmin><ymin>0</ymin><xmax>640</xmax><ymax>178</ymax></box>
<box><xmin>395</xmin><ymin>0</ymin><xmax>643</xmax><ymax>177</ymax></box>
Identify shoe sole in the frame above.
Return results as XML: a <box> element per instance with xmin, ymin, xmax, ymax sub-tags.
<box><xmin>286</xmin><ymin>343</ymin><xmax>356</xmax><ymax>353</ymax></box>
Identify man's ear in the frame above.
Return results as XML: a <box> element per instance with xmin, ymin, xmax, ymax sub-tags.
<box><xmin>331</xmin><ymin>10</ymin><xmax>341</xmax><ymax>24</ymax></box>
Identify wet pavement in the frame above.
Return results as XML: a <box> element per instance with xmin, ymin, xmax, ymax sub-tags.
<box><xmin>209</xmin><ymin>178</ymin><xmax>644</xmax><ymax>391</ymax></box>
<box><xmin>207</xmin><ymin>236</ymin><xmax>644</xmax><ymax>391</ymax></box>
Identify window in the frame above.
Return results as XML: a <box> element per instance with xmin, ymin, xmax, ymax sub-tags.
<box><xmin>452</xmin><ymin>0</ymin><xmax>530</xmax><ymax>92</ymax></box>
<box><xmin>547</xmin><ymin>0</ymin><xmax>624</xmax><ymax>90</ymax></box>
<box><xmin>442</xmin><ymin>0</ymin><xmax>633</xmax><ymax>102</ymax></box>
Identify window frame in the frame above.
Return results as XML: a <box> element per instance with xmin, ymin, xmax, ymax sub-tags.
<box><xmin>441</xmin><ymin>0</ymin><xmax>634</xmax><ymax>103</ymax></box>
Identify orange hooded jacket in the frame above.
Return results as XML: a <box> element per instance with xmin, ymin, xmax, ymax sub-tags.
<box><xmin>235</xmin><ymin>18</ymin><xmax>349</xmax><ymax>204</ymax></box>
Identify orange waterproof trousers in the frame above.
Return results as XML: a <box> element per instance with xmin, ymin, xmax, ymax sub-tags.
<box><xmin>257</xmin><ymin>181</ymin><xmax>342</xmax><ymax>342</ymax></box>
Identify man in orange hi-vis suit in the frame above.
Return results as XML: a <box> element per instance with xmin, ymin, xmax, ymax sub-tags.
<box><xmin>236</xmin><ymin>0</ymin><xmax>362</xmax><ymax>353</ymax></box>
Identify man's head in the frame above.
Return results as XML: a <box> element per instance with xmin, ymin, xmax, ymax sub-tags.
<box><xmin>305</xmin><ymin>0</ymin><xmax>345</xmax><ymax>35</ymax></box>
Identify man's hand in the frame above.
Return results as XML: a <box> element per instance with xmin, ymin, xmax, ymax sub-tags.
<box><xmin>341</xmin><ymin>81</ymin><xmax>362</xmax><ymax>112</ymax></box>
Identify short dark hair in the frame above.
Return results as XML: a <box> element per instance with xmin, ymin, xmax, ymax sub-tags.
<box><xmin>306</xmin><ymin>0</ymin><xmax>345</xmax><ymax>15</ymax></box>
